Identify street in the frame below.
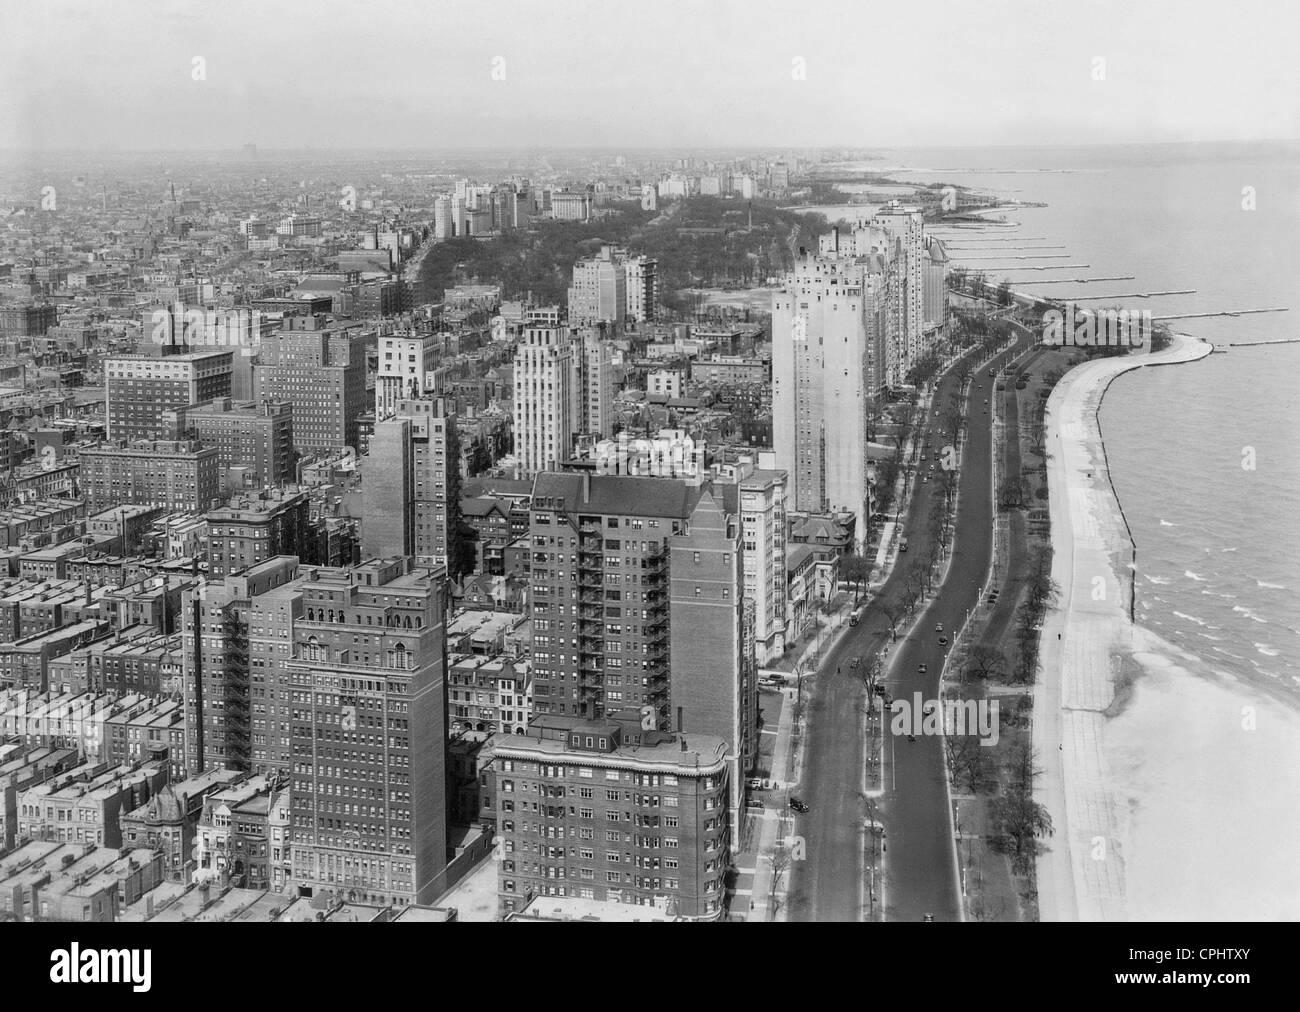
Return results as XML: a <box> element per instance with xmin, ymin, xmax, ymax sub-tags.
<box><xmin>790</xmin><ymin>328</ymin><xmax>1031</xmax><ymax>922</ymax></box>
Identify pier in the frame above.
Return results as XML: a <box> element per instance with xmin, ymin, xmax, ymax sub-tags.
<box><xmin>1153</xmin><ymin>308</ymin><xmax>1289</xmax><ymax>322</ymax></box>
<box><xmin>1052</xmin><ymin>289</ymin><xmax>1196</xmax><ymax>301</ymax></box>
<box><xmin>953</xmin><ymin>254</ymin><xmax>1072</xmax><ymax>261</ymax></box>
<box><xmin>1013</xmin><ymin>276</ymin><xmax>1136</xmax><ymax>285</ymax></box>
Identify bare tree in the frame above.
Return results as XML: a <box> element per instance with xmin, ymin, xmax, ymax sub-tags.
<box><xmin>965</xmin><ymin>645</ymin><xmax>1007</xmax><ymax>682</ymax></box>
<box><xmin>881</xmin><ymin>597</ymin><xmax>907</xmax><ymax>641</ymax></box>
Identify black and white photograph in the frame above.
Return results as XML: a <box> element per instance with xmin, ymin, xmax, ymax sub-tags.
<box><xmin>0</xmin><ymin>0</ymin><xmax>1294</xmax><ymax>991</ymax></box>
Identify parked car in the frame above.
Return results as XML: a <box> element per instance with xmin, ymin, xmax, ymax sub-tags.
<box><xmin>789</xmin><ymin>798</ymin><xmax>810</xmax><ymax>814</ymax></box>
<box><xmin>938</xmin><ymin>636</ymin><xmax>949</xmax><ymax>646</ymax></box>
<box><xmin>746</xmin><ymin>778</ymin><xmax>765</xmax><ymax>790</ymax></box>
<box><xmin>746</xmin><ymin>798</ymin><xmax>765</xmax><ymax>810</ymax></box>
<box><xmin>935</xmin><ymin>622</ymin><xmax>943</xmax><ymax>633</ymax></box>
<box><xmin>918</xmin><ymin>663</ymin><xmax>928</xmax><ymax>674</ymax></box>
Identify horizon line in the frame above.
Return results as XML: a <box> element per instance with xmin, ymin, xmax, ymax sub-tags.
<box><xmin>2</xmin><ymin>137</ymin><xmax>1298</xmax><ymax>157</ymax></box>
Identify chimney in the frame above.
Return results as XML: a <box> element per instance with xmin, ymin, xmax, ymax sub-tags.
<box><xmin>676</xmin><ymin>706</ymin><xmax>683</xmax><ymax>733</ymax></box>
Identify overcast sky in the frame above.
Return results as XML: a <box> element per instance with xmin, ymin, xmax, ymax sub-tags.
<box><xmin>2</xmin><ymin>0</ymin><xmax>1297</xmax><ymax>151</ymax></box>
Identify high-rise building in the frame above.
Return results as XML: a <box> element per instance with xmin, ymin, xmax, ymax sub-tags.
<box><xmin>871</xmin><ymin>201</ymin><xmax>926</xmax><ymax>366</ymax></box>
<box><xmin>183</xmin><ymin>397</ymin><xmax>295</xmax><ymax>490</ymax></box>
<box><xmin>375</xmin><ymin>333</ymin><xmax>436</xmax><ymax>418</ymax></box>
<box><xmin>513</xmin><ymin>325</ymin><xmax>611</xmax><ymax>476</ymax></box>
<box><xmin>667</xmin><ymin>486</ymin><xmax>755</xmax><ymax>828</ymax></box>
<box><xmin>550</xmin><ymin>191</ymin><xmax>591</xmax><ymax>222</ymax></box>
<box><xmin>493</xmin><ymin>715</ymin><xmax>730</xmax><ymax>919</ymax></box>
<box><xmin>623</xmin><ymin>255</ymin><xmax>658</xmax><ymax>323</ymax></box>
<box><xmin>433</xmin><ymin>197</ymin><xmax>455</xmax><ymax>240</ymax></box>
<box><xmin>567</xmin><ymin>246</ymin><xmax>627</xmax><ymax>326</ymax></box>
<box><xmin>527</xmin><ymin>472</ymin><xmax>752</xmax><ymax>798</ymax></box>
<box><xmin>105</xmin><ymin>351</ymin><xmax>233</xmax><ymax>442</ymax></box>
<box><xmin>279</xmin><ymin>558</ymin><xmax>448</xmax><ymax>907</ymax></box>
<box><xmin>253</xmin><ymin>315</ymin><xmax>366</xmax><ymax>456</ymax></box>
<box><xmin>575</xmin><ymin>328</ymin><xmax>612</xmax><ymax>440</ymax></box>
<box><xmin>362</xmin><ymin>397</ymin><xmax>464</xmax><ymax>574</ymax></box>
<box><xmin>181</xmin><ymin>556</ymin><xmax>301</xmax><ymax>775</ymax></box>
<box><xmin>722</xmin><ymin>455</ymin><xmax>788</xmax><ymax>665</ymax></box>
<box><xmin>923</xmin><ymin>234</ymin><xmax>950</xmax><ymax>334</ymax></box>
<box><xmin>772</xmin><ymin>232</ymin><xmax>889</xmax><ymax>536</ymax></box>
<box><xmin>513</xmin><ymin>325</ymin><xmax>578</xmax><ymax>476</ymax></box>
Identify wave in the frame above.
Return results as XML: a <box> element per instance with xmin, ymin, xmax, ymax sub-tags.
<box><xmin>1256</xmin><ymin>580</ymin><xmax>1288</xmax><ymax>590</ymax></box>
<box><xmin>1172</xmin><ymin>611</ymin><xmax>1212</xmax><ymax>627</ymax></box>
<box><xmin>1233</xmin><ymin>605</ymin><xmax>1268</xmax><ymax>624</ymax></box>
<box><xmin>1143</xmin><ymin>574</ymin><xmax>1173</xmax><ymax>585</ymax></box>
<box><xmin>1200</xmin><ymin>589</ymin><xmax>1237</xmax><ymax>599</ymax></box>
<box><xmin>1255</xmin><ymin>643</ymin><xmax>1281</xmax><ymax>658</ymax></box>
<box><xmin>1184</xmin><ymin>570</ymin><xmax>1209</xmax><ymax>582</ymax></box>
<box><xmin>1159</xmin><ymin>519</ymin><xmax>1176</xmax><ymax>527</ymax></box>
<box><xmin>1197</xmin><ymin>632</ymin><xmax>1224</xmax><ymax>641</ymax></box>
<box><xmin>1221</xmin><ymin>547</ymin><xmax>1239</xmax><ymax>553</ymax></box>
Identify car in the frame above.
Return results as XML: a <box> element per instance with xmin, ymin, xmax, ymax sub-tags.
<box><xmin>746</xmin><ymin>798</ymin><xmax>765</xmax><ymax>810</ymax></box>
<box><xmin>923</xmin><ymin>913</ymin><xmax>935</xmax><ymax>922</ymax></box>
<box><xmin>921</xmin><ymin>476</ymin><xmax>928</xmax><ymax>483</ymax></box>
<box><xmin>988</xmin><ymin>369</ymin><xmax>995</xmax><ymax>377</ymax></box>
<box><xmin>935</xmin><ymin>622</ymin><xmax>943</xmax><ymax>633</ymax></box>
<box><xmin>938</xmin><ymin>636</ymin><xmax>949</xmax><ymax>646</ymax></box>
<box><xmin>789</xmin><ymin>798</ymin><xmax>810</xmax><ymax>814</ymax></box>
<box><xmin>917</xmin><ymin>663</ymin><xmax>928</xmax><ymax>674</ymax></box>
<box><xmin>899</xmin><ymin>539</ymin><xmax>909</xmax><ymax>552</ymax></box>
<box><xmin>746</xmin><ymin>778</ymin><xmax>765</xmax><ymax>790</ymax></box>
<box><xmin>851</xmin><ymin>657</ymin><xmax>861</xmax><ymax>668</ymax></box>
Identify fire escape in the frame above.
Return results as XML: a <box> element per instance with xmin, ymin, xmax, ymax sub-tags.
<box><xmin>575</xmin><ymin>522</ymin><xmax>605</xmax><ymax>718</ymax></box>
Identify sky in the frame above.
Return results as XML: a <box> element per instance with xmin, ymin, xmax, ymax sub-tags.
<box><xmin>2</xmin><ymin>0</ymin><xmax>1297</xmax><ymax>151</ymax></box>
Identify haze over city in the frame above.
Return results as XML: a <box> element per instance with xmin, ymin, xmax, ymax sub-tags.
<box><xmin>3</xmin><ymin>0</ymin><xmax>1297</xmax><ymax>152</ymax></box>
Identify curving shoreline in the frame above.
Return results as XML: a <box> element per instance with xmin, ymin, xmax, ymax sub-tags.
<box><xmin>1031</xmin><ymin>333</ymin><xmax>1211</xmax><ymax>921</ymax></box>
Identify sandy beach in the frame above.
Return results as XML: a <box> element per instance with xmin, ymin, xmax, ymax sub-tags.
<box><xmin>1032</xmin><ymin>334</ymin><xmax>1300</xmax><ymax>921</ymax></box>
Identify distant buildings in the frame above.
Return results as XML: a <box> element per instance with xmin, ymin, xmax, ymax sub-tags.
<box><xmin>568</xmin><ymin>245</ymin><xmax>658</xmax><ymax>326</ymax></box>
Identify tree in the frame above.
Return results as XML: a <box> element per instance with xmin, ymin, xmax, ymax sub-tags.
<box><xmin>947</xmin><ymin>731</ymin><xmax>997</xmax><ymax>794</ymax></box>
<box><xmin>996</xmin><ymin>280</ymin><xmax>1013</xmax><ymax>307</ymax></box>
<box><xmin>881</xmin><ymin>597</ymin><xmax>907</xmax><ymax>641</ymax></box>
<box><xmin>840</xmin><ymin>553</ymin><xmax>872</xmax><ymax>604</ymax></box>
<box><xmin>989</xmin><ymin>742</ymin><xmax>1055</xmax><ymax>874</ymax></box>
<box><xmin>998</xmin><ymin>475</ymin><xmax>1026</xmax><ymax>510</ymax></box>
<box><xmin>965</xmin><ymin>645</ymin><xmax>1007</xmax><ymax>682</ymax></box>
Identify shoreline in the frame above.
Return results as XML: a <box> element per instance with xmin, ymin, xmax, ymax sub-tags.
<box><xmin>1032</xmin><ymin>333</ymin><xmax>1211</xmax><ymax>921</ymax></box>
